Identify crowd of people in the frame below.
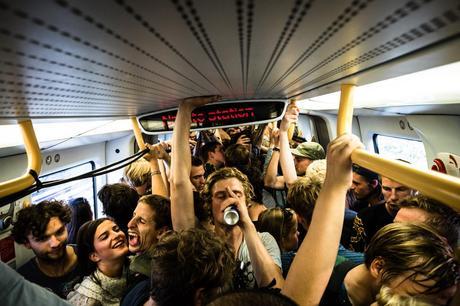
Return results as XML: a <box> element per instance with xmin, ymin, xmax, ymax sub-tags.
<box><xmin>4</xmin><ymin>96</ymin><xmax>460</xmax><ymax>306</ymax></box>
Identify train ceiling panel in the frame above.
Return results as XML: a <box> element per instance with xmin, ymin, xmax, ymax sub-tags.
<box><xmin>0</xmin><ymin>0</ymin><xmax>459</xmax><ymax>119</ymax></box>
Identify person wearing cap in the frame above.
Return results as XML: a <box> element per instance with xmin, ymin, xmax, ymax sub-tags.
<box><xmin>290</xmin><ymin>142</ymin><xmax>326</xmax><ymax>176</ymax></box>
<box><xmin>264</xmin><ymin>103</ymin><xmax>325</xmax><ymax>190</ymax></box>
<box><xmin>349</xmin><ymin>164</ymin><xmax>384</xmax><ymax>212</ymax></box>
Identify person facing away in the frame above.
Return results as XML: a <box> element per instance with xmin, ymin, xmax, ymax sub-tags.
<box><xmin>200</xmin><ymin>141</ymin><xmax>226</xmax><ymax>178</ymax></box>
<box><xmin>67</xmin><ymin>218</ymin><xmax>130</xmax><ymax>306</ymax></box>
<box><xmin>320</xmin><ymin>222</ymin><xmax>459</xmax><ymax>306</ymax></box>
<box><xmin>97</xmin><ymin>183</ymin><xmax>139</xmax><ymax>234</ymax></box>
<box><xmin>257</xmin><ymin>207</ymin><xmax>299</xmax><ymax>277</ymax></box>
<box><xmin>393</xmin><ymin>194</ymin><xmax>460</xmax><ymax>250</ymax></box>
<box><xmin>11</xmin><ymin>200</ymin><xmax>84</xmax><ymax>298</ymax></box>
<box><xmin>1</xmin><ymin>261</ymin><xmax>72</xmax><ymax>306</ymax></box>
<box><xmin>348</xmin><ymin>176</ymin><xmax>415</xmax><ymax>252</ymax></box>
<box><xmin>67</xmin><ymin>197</ymin><xmax>93</xmax><ymax>245</ymax></box>
<box><xmin>349</xmin><ymin>164</ymin><xmax>384</xmax><ymax>212</ymax></box>
<box><xmin>146</xmin><ymin>228</ymin><xmax>235</xmax><ymax>306</ymax></box>
<box><xmin>123</xmin><ymin>159</ymin><xmax>152</xmax><ymax>196</ymax></box>
<box><xmin>127</xmin><ymin>194</ymin><xmax>172</xmax><ymax>278</ymax></box>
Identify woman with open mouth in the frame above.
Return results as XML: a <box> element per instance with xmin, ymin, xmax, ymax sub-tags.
<box><xmin>67</xmin><ymin>218</ymin><xmax>130</xmax><ymax>306</ymax></box>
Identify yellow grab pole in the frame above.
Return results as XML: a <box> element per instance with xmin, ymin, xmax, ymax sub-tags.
<box><xmin>337</xmin><ymin>85</ymin><xmax>460</xmax><ymax>210</ymax></box>
<box><xmin>0</xmin><ymin>120</ymin><xmax>42</xmax><ymax>198</ymax></box>
<box><xmin>337</xmin><ymin>84</ymin><xmax>355</xmax><ymax>136</ymax></box>
<box><xmin>352</xmin><ymin>151</ymin><xmax>460</xmax><ymax>209</ymax></box>
<box><xmin>287</xmin><ymin>98</ymin><xmax>297</xmax><ymax>142</ymax></box>
<box><xmin>131</xmin><ymin>117</ymin><xmax>146</xmax><ymax>151</ymax></box>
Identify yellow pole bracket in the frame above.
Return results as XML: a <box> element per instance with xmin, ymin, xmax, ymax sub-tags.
<box><xmin>131</xmin><ymin>116</ymin><xmax>146</xmax><ymax>151</ymax></box>
<box><xmin>337</xmin><ymin>84</ymin><xmax>460</xmax><ymax>210</ymax></box>
<box><xmin>0</xmin><ymin>120</ymin><xmax>42</xmax><ymax>198</ymax></box>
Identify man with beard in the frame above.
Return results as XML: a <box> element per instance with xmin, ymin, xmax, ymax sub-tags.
<box><xmin>12</xmin><ymin>200</ymin><xmax>84</xmax><ymax>298</ymax></box>
<box><xmin>348</xmin><ymin>176</ymin><xmax>415</xmax><ymax>252</ymax></box>
<box><xmin>349</xmin><ymin>164</ymin><xmax>384</xmax><ymax>212</ymax></box>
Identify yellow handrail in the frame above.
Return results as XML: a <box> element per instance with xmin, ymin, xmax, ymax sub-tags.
<box><xmin>337</xmin><ymin>85</ymin><xmax>460</xmax><ymax>210</ymax></box>
<box><xmin>0</xmin><ymin>120</ymin><xmax>42</xmax><ymax>198</ymax></box>
<box><xmin>131</xmin><ymin>116</ymin><xmax>146</xmax><ymax>151</ymax></box>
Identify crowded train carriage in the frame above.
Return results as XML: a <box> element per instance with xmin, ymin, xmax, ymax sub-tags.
<box><xmin>0</xmin><ymin>0</ymin><xmax>459</xmax><ymax>305</ymax></box>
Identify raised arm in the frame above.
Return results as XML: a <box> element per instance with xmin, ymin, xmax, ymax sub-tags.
<box><xmin>144</xmin><ymin>143</ymin><xmax>168</xmax><ymax>198</ymax></box>
<box><xmin>279</xmin><ymin>103</ymin><xmax>299</xmax><ymax>188</ymax></box>
<box><xmin>263</xmin><ymin>128</ymin><xmax>286</xmax><ymax>189</ymax></box>
<box><xmin>170</xmin><ymin>95</ymin><xmax>220</xmax><ymax>231</ymax></box>
<box><xmin>282</xmin><ymin>134</ymin><xmax>363</xmax><ymax>306</ymax></box>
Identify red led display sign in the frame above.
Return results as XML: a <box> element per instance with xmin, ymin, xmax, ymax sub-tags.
<box><xmin>139</xmin><ymin>101</ymin><xmax>286</xmax><ymax>134</ymax></box>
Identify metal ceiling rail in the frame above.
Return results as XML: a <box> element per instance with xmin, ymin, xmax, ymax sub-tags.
<box><xmin>337</xmin><ymin>84</ymin><xmax>460</xmax><ymax>210</ymax></box>
<box><xmin>0</xmin><ymin>120</ymin><xmax>42</xmax><ymax>198</ymax></box>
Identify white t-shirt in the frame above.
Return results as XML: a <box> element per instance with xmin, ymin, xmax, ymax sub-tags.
<box><xmin>237</xmin><ymin>232</ymin><xmax>282</xmax><ymax>288</ymax></box>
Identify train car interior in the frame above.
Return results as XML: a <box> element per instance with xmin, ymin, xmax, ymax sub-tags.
<box><xmin>0</xmin><ymin>1</ymin><xmax>459</xmax><ymax>303</ymax></box>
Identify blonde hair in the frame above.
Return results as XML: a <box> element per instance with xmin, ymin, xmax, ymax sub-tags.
<box><xmin>258</xmin><ymin>208</ymin><xmax>297</xmax><ymax>251</ymax></box>
<box><xmin>287</xmin><ymin>176</ymin><xmax>322</xmax><ymax>225</ymax></box>
<box><xmin>304</xmin><ymin>159</ymin><xmax>326</xmax><ymax>183</ymax></box>
<box><xmin>202</xmin><ymin>167</ymin><xmax>254</xmax><ymax>218</ymax></box>
<box><xmin>123</xmin><ymin>159</ymin><xmax>151</xmax><ymax>187</ymax></box>
<box><xmin>376</xmin><ymin>285</ymin><xmax>432</xmax><ymax>306</ymax></box>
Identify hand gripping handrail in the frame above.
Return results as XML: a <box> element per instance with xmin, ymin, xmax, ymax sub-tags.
<box><xmin>0</xmin><ymin>120</ymin><xmax>42</xmax><ymax>198</ymax></box>
<box><xmin>337</xmin><ymin>84</ymin><xmax>460</xmax><ymax>210</ymax></box>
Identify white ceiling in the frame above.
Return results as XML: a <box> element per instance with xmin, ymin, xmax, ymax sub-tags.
<box><xmin>0</xmin><ymin>0</ymin><xmax>459</xmax><ymax>119</ymax></box>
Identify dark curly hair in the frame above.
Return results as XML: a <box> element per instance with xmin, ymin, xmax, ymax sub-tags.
<box><xmin>97</xmin><ymin>183</ymin><xmax>139</xmax><ymax>233</ymax></box>
<box><xmin>12</xmin><ymin>200</ymin><xmax>71</xmax><ymax>244</ymax></box>
<box><xmin>149</xmin><ymin>229</ymin><xmax>234</xmax><ymax>306</ymax></box>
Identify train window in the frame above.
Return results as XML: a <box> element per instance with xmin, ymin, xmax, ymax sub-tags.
<box><xmin>374</xmin><ymin>135</ymin><xmax>427</xmax><ymax>169</ymax></box>
<box><xmin>31</xmin><ymin>162</ymin><xmax>97</xmax><ymax>215</ymax></box>
<box><xmin>138</xmin><ymin>100</ymin><xmax>287</xmax><ymax>134</ymax></box>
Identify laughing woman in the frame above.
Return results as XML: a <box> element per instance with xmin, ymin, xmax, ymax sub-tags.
<box><xmin>67</xmin><ymin>218</ymin><xmax>129</xmax><ymax>306</ymax></box>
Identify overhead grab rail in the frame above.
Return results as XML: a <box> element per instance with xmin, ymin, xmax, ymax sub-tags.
<box><xmin>338</xmin><ymin>84</ymin><xmax>460</xmax><ymax>210</ymax></box>
<box><xmin>0</xmin><ymin>119</ymin><xmax>149</xmax><ymax>206</ymax></box>
<box><xmin>0</xmin><ymin>120</ymin><xmax>42</xmax><ymax>199</ymax></box>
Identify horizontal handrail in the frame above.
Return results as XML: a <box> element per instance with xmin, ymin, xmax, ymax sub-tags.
<box><xmin>338</xmin><ymin>85</ymin><xmax>460</xmax><ymax>210</ymax></box>
<box><xmin>0</xmin><ymin>120</ymin><xmax>42</xmax><ymax>198</ymax></box>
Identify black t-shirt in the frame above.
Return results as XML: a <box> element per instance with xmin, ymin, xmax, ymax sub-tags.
<box><xmin>121</xmin><ymin>279</ymin><xmax>150</xmax><ymax>306</ymax></box>
<box><xmin>320</xmin><ymin>260</ymin><xmax>360</xmax><ymax>306</ymax></box>
<box><xmin>348</xmin><ymin>203</ymin><xmax>394</xmax><ymax>252</ymax></box>
<box><xmin>17</xmin><ymin>251</ymin><xmax>84</xmax><ymax>298</ymax></box>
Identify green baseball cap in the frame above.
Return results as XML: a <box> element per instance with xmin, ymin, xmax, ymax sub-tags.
<box><xmin>291</xmin><ymin>142</ymin><xmax>325</xmax><ymax>160</ymax></box>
